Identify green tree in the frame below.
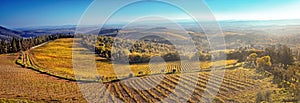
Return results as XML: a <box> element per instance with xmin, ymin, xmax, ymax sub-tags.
<box><xmin>10</xmin><ymin>37</ymin><xmax>18</xmax><ymax>52</ymax></box>
<box><xmin>245</xmin><ymin>53</ymin><xmax>258</xmax><ymax>68</ymax></box>
<box><xmin>278</xmin><ymin>45</ymin><xmax>293</xmax><ymax>68</ymax></box>
<box><xmin>0</xmin><ymin>39</ymin><xmax>4</xmax><ymax>54</ymax></box>
<box><xmin>265</xmin><ymin>46</ymin><xmax>278</xmax><ymax>63</ymax></box>
<box><xmin>265</xmin><ymin>45</ymin><xmax>293</xmax><ymax>68</ymax></box>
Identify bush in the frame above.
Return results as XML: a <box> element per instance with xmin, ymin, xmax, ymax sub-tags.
<box><xmin>128</xmin><ymin>52</ymin><xmax>151</xmax><ymax>63</ymax></box>
<box><xmin>162</xmin><ymin>52</ymin><xmax>180</xmax><ymax>61</ymax></box>
<box><xmin>256</xmin><ymin>56</ymin><xmax>272</xmax><ymax>73</ymax></box>
<box><xmin>128</xmin><ymin>73</ymin><xmax>133</xmax><ymax>78</ymax></box>
<box><xmin>256</xmin><ymin>90</ymin><xmax>272</xmax><ymax>103</ymax></box>
<box><xmin>192</xmin><ymin>52</ymin><xmax>212</xmax><ymax>61</ymax></box>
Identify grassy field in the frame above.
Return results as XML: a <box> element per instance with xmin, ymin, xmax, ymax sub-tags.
<box><xmin>27</xmin><ymin>38</ymin><xmax>239</xmax><ymax>82</ymax></box>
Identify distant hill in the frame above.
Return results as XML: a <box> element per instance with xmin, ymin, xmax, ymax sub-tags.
<box><xmin>20</xmin><ymin>28</ymin><xmax>75</xmax><ymax>37</ymax></box>
<box><xmin>15</xmin><ymin>25</ymin><xmax>122</xmax><ymax>36</ymax></box>
<box><xmin>0</xmin><ymin>26</ymin><xmax>22</xmax><ymax>39</ymax></box>
<box><xmin>0</xmin><ymin>25</ymin><xmax>77</xmax><ymax>39</ymax></box>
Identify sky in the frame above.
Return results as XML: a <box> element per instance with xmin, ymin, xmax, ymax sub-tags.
<box><xmin>0</xmin><ymin>0</ymin><xmax>300</xmax><ymax>28</ymax></box>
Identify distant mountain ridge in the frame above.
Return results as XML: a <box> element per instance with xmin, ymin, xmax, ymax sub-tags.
<box><xmin>0</xmin><ymin>25</ymin><xmax>77</xmax><ymax>39</ymax></box>
<box><xmin>0</xmin><ymin>25</ymin><xmax>120</xmax><ymax>39</ymax></box>
<box><xmin>0</xmin><ymin>26</ymin><xmax>22</xmax><ymax>39</ymax></box>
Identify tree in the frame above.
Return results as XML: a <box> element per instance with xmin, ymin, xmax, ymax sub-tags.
<box><xmin>265</xmin><ymin>46</ymin><xmax>278</xmax><ymax>63</ymax></box>
<box><xmin>249</xmin><ymin>53</ymin><xmax>258</xmax><ymax>61</ymax></box>
<box><xmin>278</xmin><ymin>45</ymin><xmax>293</xmax><ymax>68</ymax></box>
<box><xmin>272</xmin><ymin>65</ymin><xmax>300</xmax><ymax>101</ymax></box>
<box><xmin>298</xmin><ymin>50</ymin><xmax>300</xmax><ymax>61</ymax></box>
<box><xmin>10</xmin><ymin>37</ymin><xmax>18</xmax><ymax>52</ymax></box>
<box><xmin>129</xmin><ymin>52</ymin><xmax>142</xmax><ymax>63</ymax></box>
<box><xmin>0</xmin><ymin>39</ymin><xmax>8</xmax><ymax>54</ymax></box>
<box><xmin>256</xmin><ymin>56</ymin><xmax>272</xmax><ymax>72</ymax></box>
<box><xmin>0</xmin><ymin>39</ymin><xmax>4</xmax><ymax>54</ymax></box>
<box><xmin>245</xmin><ymin>53</ymin><xmax>258</xmax><ymax>68</ymax></box>
<box><xmin>18</xmin><ymin>38</ymin><xmax>22</xmax><ymax>51</ymax></box>
<box><xmin>265</xmin><ymin>45</ymin><xmax>293</xmax><ymax>68</ymax></box>
<box><xmin>256</xmin><ymin>90</ymin><xmax>272</xmax><ymax>103</ymax></box>
<box><xmin>162</xmin><ymin>52</ymin><xmax>180</xmax><ymax>61</ymax></box>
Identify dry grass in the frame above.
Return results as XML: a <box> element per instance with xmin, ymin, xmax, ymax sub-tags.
<box><xmin>199</xmin><ymin>59</ymin><xmax>238</xmax><ymax>69</ymax></box>
<box><xmin>0</xmin><ymin>98</ymin><xmax>36</xmax><ymax>103</ymax></box>
<box><xmin>30</xmin><ymin>38</ymin><xmax>124</xmax><ymax>81</ymax></box>
<box><xmin>0</xmin><ymin>54</ymin><xmax>86</xmax><ymax>102</ymax></box>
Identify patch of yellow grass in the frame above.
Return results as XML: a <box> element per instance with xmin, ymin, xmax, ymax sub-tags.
<box><xmin>31</xmin><ymin>38</ymin><xmax>239</xmax><ymax>82</ymax></box>
<box><xmin>200</xmin><ymin>59</ymin><xmax>238</xmax><ymax>69</ymax></box>
<box><xmin>32</xmin><ymin>38</ymin><xmax>119</xmax><ymax>80</ymax></box>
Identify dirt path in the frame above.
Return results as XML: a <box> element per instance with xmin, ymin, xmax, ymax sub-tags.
<box><xmin>30</xmin><ymin>41</ymin><xmax>52</xmax><ymax>50</ymax></box>
<box><xmin>0</xmin><ymin>54</ymin><xmax>87</xmax><ymax>102</ymax></box>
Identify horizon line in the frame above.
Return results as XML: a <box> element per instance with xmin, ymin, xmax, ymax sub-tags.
<box><xmin>5</xmin><ymin>18</ymin><xmax>300</xmax><ymax>29</ymax></box>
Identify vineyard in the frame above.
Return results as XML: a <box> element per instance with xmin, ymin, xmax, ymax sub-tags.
<box><xmin>79</xmin><ymin>70</ymin><xmax>258</xmax><ymax>103</ymax></box>
<box><xmin>12</xmin><ymin>38</ymin><xmax>264</xmax><ymax>102</ymax></box>
<box><xmin>3</xmin><ymin>50</ymin><xmax>261</xmax><ymax>103</ymax></box>
<box><xmin>16</xmin><ymin>57</ymin><xmax>257</xmax><ymax>102</ymax></box>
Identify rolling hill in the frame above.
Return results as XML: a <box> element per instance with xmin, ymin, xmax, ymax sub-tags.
<box><xmin>0</xmin><ymin>26</ymin><xmax>22</xmax><ymax>39</ymax></box>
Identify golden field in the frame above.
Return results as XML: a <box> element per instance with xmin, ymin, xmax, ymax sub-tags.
<box><xmin>27</xmin><ymin>38</ymin><xmax>239</xmax><ymax>82</ymax></box>
<box><xmin>10</xmin><ymin>38</ymin><xmax>289</xmax><ymax>102</ymax></box>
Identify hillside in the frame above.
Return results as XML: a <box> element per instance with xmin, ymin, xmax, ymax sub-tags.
<box><xmin>0</xmin><ymin>25</ymin><xmax>75</xmax><ymax>39</ymax></box>
<box><xmin>0</xmin><ymin>26</ymin><xmax>22</xmax><ymax>39</ymax></box>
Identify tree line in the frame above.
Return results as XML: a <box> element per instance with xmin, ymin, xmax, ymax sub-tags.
<box><xmin>243</xmin><ymin>44</ymin><xmax>300</xmax><ymax>102</ymax></box>
<box><xmin>82</xmin><ymin>35</ymin><xmax>184</xmax><ymax>63</ymax></box>
<box><xmin>0</xmin><ymin>34</ymin><xmax>73</xmax><ymax>54</ymax></box>
<box><xmin>82</xmin><ymin>35</ymin><xmax>269</xmax><ymax>63</ymax></box>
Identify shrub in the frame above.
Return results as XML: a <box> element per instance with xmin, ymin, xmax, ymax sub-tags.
<box><xmin>256</xmin><ymin>90</ymin><xmax>272</xmax><ymax>103</ymax></box>
<box><xmin>128</xmin><ymin>73</ymin><xmax>133</xmax><ymax>78</ymax></box>
<box><xmin>256</xmin><ymin>56</ymin><xmax>272</xmax><ymax>73</ymax></box>
<box><xmin>162</xmin><ymin>52</ymin><xmax>180</xmax><ymax>61</ymax></box>
<box><xmin>172</xmin><ymin>69</ymin><xmax>176</xmax><ymax>73</ymax></box>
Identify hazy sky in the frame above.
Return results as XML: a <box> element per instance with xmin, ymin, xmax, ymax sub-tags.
<box><xmin>1</xmin><ymin>0</ymin><xmax>300</xmax><ymax>28</ymax></box>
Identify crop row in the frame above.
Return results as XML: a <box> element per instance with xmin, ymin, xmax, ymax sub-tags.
<box><xmin>102</xmin><ymin>71</ymin><xmax>256</xmax><ymax>103</ymax></box>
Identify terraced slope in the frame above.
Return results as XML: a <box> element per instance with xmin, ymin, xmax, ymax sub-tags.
<box><xmin>91</xmin><ymin>71</ymin><xmax>257</xmax><ymax>103</ymax></box>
